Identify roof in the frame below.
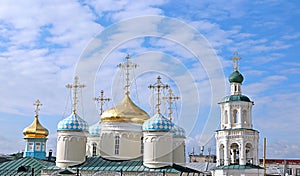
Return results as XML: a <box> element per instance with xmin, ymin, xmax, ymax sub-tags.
<box><xmin>57</xmin><ymin>113</ymin><xmax>88</xmax><ymax>132</ymax></box>
<box><xmin>219</xmin><ymin>94</ymin><xmax>252</xmax><ymax>103</ymax></box>
<box><xmin>172</xmin><ymin>124</ymin><xmax>186</xmax><ymax>137</ymax></box>
<box><xmin>0</xmin><ymin>157</ymin><xmax>54</xmax><ymax>175</ymax></box>
<box><xmin>143</xmin><ymin>113</ymin><xmax>174</xmax><ymax>132</ymax></box>
<box><xmin>212</xmin><ymin>164</ymin><xmax>264</xmax><ymax>170</ymax></box>
<box><xmin>44</xmin><ymin>156</ymin><xmax>202</xmax><ymax>174</ymax></box>
<box><xmin>89</xmin><ymin>122</ymin><xmax>100</xmax><ymax>137</ymax></box>
<box><xmin>23</xmin><ymin>115</ymin><xmax>49</xmax><ymax>138</ymax></box>
<box><xmin>229</xmin><ymin>70</ymin><xmax>244</xmax><ymax>83</ymax></box>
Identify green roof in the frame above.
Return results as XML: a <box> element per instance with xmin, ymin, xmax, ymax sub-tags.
<box><xmin>229</xmin><ymin>70</ymin><xmax>244</xmax><ymax>83</ymax></box>
<box><xmin>44</xmin><ymin>156</ymin><xmax>202</xmax><ymax>174</ymax></box>
<box><xmin>220</xmin><ymin>94</ymin><xmax>252</xmax><ymax>103</ymax></box>
<box><xmin>0</xmin><ymin>157</ymin><xmax>54</xmax><ymax>175</ymax></box>
<box><xmin>213</xmin><ymin>164</ymin><xmax>264</xmax><ymax>170</ymax></box>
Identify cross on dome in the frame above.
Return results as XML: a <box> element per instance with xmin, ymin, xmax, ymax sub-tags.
<box><xmin>162</xmin><ymin>89</ymin><xmax>179</xmax><ymax>121</ymax></box>
<box><xmin>117</xmin><ymin>54</ymin><xmax>138</xmax><ymax>95</ymax></box>
<box><xmin>93</xmin><ymin>90</ymin><xmax>111</xmax><ymax>115</ymax></box>
<box><xmin>66</xmin><ymin>76</ymin><xmax>86</xmax><ymax>114</ymax></box>
<box><xmin>33</xmin><ymin>99</ymin><xmax>42</xmax><ymax>117</ymax></box>
<box><xmin>231</xmin><ymin>51</ymin><xmax>242</xmax><ymax>71</ymax></box>
<box><xmin>148</xmin><ymin>76</ymin><xmax>169</xmax><ymax>114</ymax></box>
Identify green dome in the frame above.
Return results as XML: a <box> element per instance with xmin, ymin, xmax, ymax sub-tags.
<box><xmin>220</xmin><ymin>95</ymin><xmax>252</xmax><ymax>103</ymax></box>
<box><xmin>229</xmin><ymin>70</ymin><xmax>244</xmax><ymax>83</ymax></box>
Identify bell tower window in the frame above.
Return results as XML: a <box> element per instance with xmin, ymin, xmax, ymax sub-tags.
<box><xmin>92</xmin><ymin>143</ymin><xmax>97</xmax><ymax>156</ymax></box>
<box><xmin>233</xmin><ymin>109</ymin><xmax>238</xmax><ymax>123</ymax></box>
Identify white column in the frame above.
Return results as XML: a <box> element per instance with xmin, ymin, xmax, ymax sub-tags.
<box><xmin>240</xmin><ymin>140</ymin><xmax>245</xmax><ymax>165</ymax></box>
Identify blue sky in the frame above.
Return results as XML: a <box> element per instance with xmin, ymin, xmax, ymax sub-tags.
<box><xmin>0</xmin><ymin>0</ymin><xmax>299</xmax><ymax>159</ymax></box>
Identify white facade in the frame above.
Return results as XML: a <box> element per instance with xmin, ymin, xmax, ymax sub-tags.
<box><xmin>86</xmin><ymin>136</ymin><xmax>100</xmax><ymax>157</ymax></box>
<box><xmin>143</xmin><ymin>131</ymin><xmax>173</xmax><ymax>168</ymax></box>
<box><xmin>100</xmin><ymin>122</ymin><xmax>143</xmax><ymax>160</ymax></box>
<box><xmin>172</xmin><ymin>136</ymin><xmax>186</xmax><ymax>164</ymax></box>
<box><xmin>56</xmin><ymin>131</ymin><xmax>87</xmax><ymax>168</ymax></box>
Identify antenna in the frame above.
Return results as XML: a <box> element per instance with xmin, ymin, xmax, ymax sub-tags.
<box><xmin>162</xmin><ymin>89</ymin><xmax>179</xmax><ymax>121</ymax></box>
<box><xmin>66</xmin><ymin>76</ymin><xmax>86</xmax><ymax>113</ymax></box>
<box><xmin>148</xmin><ymin>76</ymin><xmax>169</xmax><ymax>114</ymax></box>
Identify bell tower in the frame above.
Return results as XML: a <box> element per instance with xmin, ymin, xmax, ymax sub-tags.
<box><xmin>213</xmin><ymin>53</ymin><xmax>263</xmax><ymax>176</ymax></box>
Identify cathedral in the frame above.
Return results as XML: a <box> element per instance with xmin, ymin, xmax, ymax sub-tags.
<box><xmin>0</xmin><ymin>53</ymin><xmax>265</xmax><ymax>176</ymax></box>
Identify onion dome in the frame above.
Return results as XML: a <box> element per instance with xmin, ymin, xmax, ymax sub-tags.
<box><xmin>89</xmin><ymin>122</ymin><xmax>100</xmax><ymax>137</ymax></box>
<box><xmin>57</xmin><ymin>113</ymin><xmax>88</xmax><ymax>132</ymax></box>
<box><xmin>101</xmin><ymin>94</ymin><xmax>150</xmax><ymax>124</ymax></box>
<box><xmin>23</xmin><ymin>115</ymin><xmax>49</xmax><ymax>138</ymax></box>
<box><xmin>143</xmin><ymin>113</ymin><xmax>174</xmax><ymax>132</ymax></box>
<box><xmin>172</xmin><ymin>124</ymin><xmax>186</xmax><ymax>137</ymax></box>
<box><xmin>229</xmin><ymin>70</ymin><xmax>244</xmax><ymax>83</ymax></box>
<box><xmin>220</xmin><ymin>94</ymin><xmax>252</xmax><ymax>103</ymax></box>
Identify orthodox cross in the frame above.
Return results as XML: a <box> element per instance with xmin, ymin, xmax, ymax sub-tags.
<box><xmin>33</xmin><ymin>99</ymin><xmax>42</xmax><ymax>117</ymax></box>
<box><xmin>231</xmin><ymin>51</ymin><xmax>242</xmax><ymax>71</ymax></box>
<box><xmin>93</xmin><ymin>90</ymin><xmax>111</xmax><ymax>115</ymax></box>
<box><xmin>148</xmin><ymin>76</ymin><xmax>169</xmax><ymax>114</ymax></box>
<box><xmin>117</xmin><ymin>54</ymin><xmax>138</xmax><ymax>95</ymax></box>
<box><xmin>66</xmin><ymin>76</ymin><xmax>86</xmax><ymax>114</ymax></box>
<box><xmin>162</xmin><ymin>89</ymin><xmax>179</xmax><ymax>121</ymax></box>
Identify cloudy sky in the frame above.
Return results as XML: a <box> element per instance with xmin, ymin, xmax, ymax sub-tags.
<box><xmin>0</xmin><ymin>0</ymin><xmax>299</xmax><ymax>159</ymax></box>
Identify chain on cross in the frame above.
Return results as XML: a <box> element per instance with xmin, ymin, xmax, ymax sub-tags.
<box><xmin>148</xmin><ymin>76</ymin><xmax>169</xmax><ymax>114</ymax></box>
<box><xmin>117</xmin><ymin>54</ymin><xmax>138</xmax><ymax>95</ymax></box>
<box><xmin>66</xmin><ymin>76</ymin><xmax>86</xmax><ymax>114</ymax></box>
<box><xmin>163</xmin><ymin>89</ymin><xmax>179</xmax><ymax>121</ymax></box>
<box><xmin>33</xmin><ymin>99</ymin><xmax>42</xmax><ymax>117</ymax></box>
<box><xmin>93</xmin><ymin>90</ymin><xmax>111</xmax><ymax>116</ymax></box>
<box><xmin>231</xmin><ymin>51</ymin><xmax>242</xmax><ymax>71</ymax></box>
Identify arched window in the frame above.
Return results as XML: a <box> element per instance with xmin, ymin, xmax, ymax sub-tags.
<box><xmin>224</xmin><ymin>110</ymin><xmax>228</xmax><ymax>124</ymax></box>
<box><xmin>233</xmin><ymin>109</ymin><xmax>238</xmax><ymax>123</ymax></box>
<box><xmin>242</xmin><ymin>110</ymin><xmax>247</xmax><ymax>124</ymax></box>
<box><xmin>230</xmin><ymin>143</ymin><xmax>239</xmax><ymax>164</ymax></box>
<box><xmin>115</xmin><ymin>135</ymin><xmax>120</xmax><ymax>155</ymax></box>
<box><xmin>140</xmin><ymin>137</ymin><xmax>144</xmax><ymax>154</ymax></box>
<box><xmin>92</xmin><ymin>143</ymin><xmax>97</xmax><ymax>156</ymax></box>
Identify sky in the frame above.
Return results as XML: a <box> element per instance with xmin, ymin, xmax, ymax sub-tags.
<box><xmin>0</xmin><ymin>0</ymin><xmax>299</xmax><ymax>159</ymax></box>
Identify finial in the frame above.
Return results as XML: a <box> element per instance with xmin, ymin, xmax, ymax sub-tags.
<box><xmin>148</xmin><ymin>76</ymin><xmax>169</xmax><ymax>114</ymax></box>
<box><xmin>231</xmin><ymin>51</ymin><xmax>242</xmax><ymax>71</ymax></box>
<box><xmin>66</xmin><ymin>76</ymin><xmax>86</xmax><ymax>114</ymax></box>
<box><xmin>117</xmin><ymin>54</ymin><xmax>138</xmax><ymax>95</ymax></box>
<box><xmin>33</xmin><ymin>99</ymin><xmax>42</xmax><ymax>117</ymax></box>
<box><xmin>93</xmin><ymin>90</ymin><xmax>111</xmax><ymax>116</ymax></box>
<box><xmin>162</xmin><ymin>89</ymin><xmax>179</xmax><ymax>121</ymax></box>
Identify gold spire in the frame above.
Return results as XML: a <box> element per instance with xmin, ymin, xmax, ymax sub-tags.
<box><xmin>23</xmin><ymin>99</ymin><xmax>49</xmax><ymax>138</ymax></box>
<box><xmin>93</xmin><ymin>90</ymin><xmax>111</xmax><ymax>116</ymax></box>
<box><xmin>117</xmin><ymin>54</ymin><xmax>138</xmax><ymax>95</ymax></box>
<box><xmin>231</xmin><ymin>51</ymin><xmax>242</xmax><ymax>71</ymax></box>
<box><xmin>66</xmin><ymin>76</ymin><xmax>85</xmax><ymax>114</ymax></box>
<box><xmin>148</xmin><ymin>76</ymin><xmax>169</xmax><ymax>114</ymax></box>
<box><xmin>162</xmin><ymin>89</ymin><xmax>179</xmax><ymax>121</ymax></box>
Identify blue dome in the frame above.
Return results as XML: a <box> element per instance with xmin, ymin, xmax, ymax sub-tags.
<box><xmin>57</xmin><ymin>113</ymin><xmax>88</xmax><ymax>132</ymax></box>
<box><xmin>143</xmin><ymin>113</ymin><xmax>174</xmax><ymax>132</ymax></box>
<box><xmin>172</xmin><ymin>124</ymin><xmax>186</xmax><ymax>137</ymax></box>
<box><xmin>89</xmin><ymin>122</ymin><xmax>100</xmax><ymax>137</ymax></box>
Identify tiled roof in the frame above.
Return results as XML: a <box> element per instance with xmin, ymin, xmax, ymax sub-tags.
<box><xmin>44</xmin><ymin>156</ymin><xmax>203</xmax><ymax>173</ymax></box>
<box><xmin>143</xmin><ymin>113</ymin><xmax>174</xmax><ymax>132</ymax></box>
<box><xmin>172</xmin><ymin>124</ymin><xmax>186</xmax><ymax>137</ymax></box>
<box><xmin>213</xmin><ymin>164</ymin><xmax>264</xmax><ymax>170</ymax></box>
<box><xmin>0</xmin><ymin>157</ymin><xmax>54</xmax><ymax>175</ymax></box>
<box><xmin>57</xmin><ymin>113</ymin><xmax>88</xmax><ymax>132</ymax></box>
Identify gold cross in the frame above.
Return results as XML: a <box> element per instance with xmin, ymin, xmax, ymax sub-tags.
<box><xmin>33</xmin><ymin>99</ymin><xmax>42</xmax><ymax>117</ymax></box>
<box><xmin>230</xmin><ymin>51</ymin><xmax>242</xmax><ymax>71</ymax></box>
<box><xmin>66</xmin><ymin>76</ymin><xmax>86</xmax><ymax>113</ymax></box>
<box><xmin>148</xmin><ymin>76</ymin><xmax>169</xmax><ymax>114</ymax></box>
<box><xmin>117</xmin><ymin>54</ymin><xmax>138</xmax><ymax>95</ymax></box>
<box><xmin>163</xmin><ymin>89</ymin><xmax>179</xmax><ymax>121</ymax></box>
<box><xmin>93</xmin><ymin>90</ymin><xmax>111</xmax><ymax>115</ymax></box>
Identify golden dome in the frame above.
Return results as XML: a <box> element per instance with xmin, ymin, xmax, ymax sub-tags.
<box><xmin>23</xmin><ymin>115</ymin><xmax>49</xmax><ymax>138</ymax></box>
<box><xmin>101</xmin><ymin>95</ymin><xmax>150</xmax><ymax>123</ymax></box>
